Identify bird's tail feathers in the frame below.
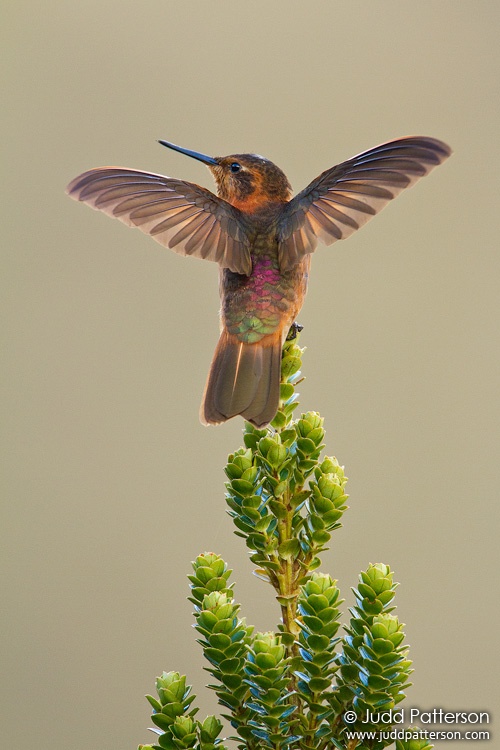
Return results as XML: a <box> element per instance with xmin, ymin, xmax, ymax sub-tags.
<box><xmin>200</xmin><ymin>329</ymin><xmax>282</xmax><ymax>428</ymax></box>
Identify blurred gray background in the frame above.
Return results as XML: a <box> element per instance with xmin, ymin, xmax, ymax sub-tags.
<box><xmin>2</xmin><ymin>2</ymin><xmax>499</xmax><ymax>748</ymax></box>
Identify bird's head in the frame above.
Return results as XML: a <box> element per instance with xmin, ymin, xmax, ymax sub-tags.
<box><xmin>159</xmin><ymin>140</ymin><xmax>292</xmax><ymax>212</ymax></box>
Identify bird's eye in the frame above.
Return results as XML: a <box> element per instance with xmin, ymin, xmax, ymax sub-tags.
<box><xmin>230</xmin><ymin>162</ymin><xmax>241</xmax><ymax>173</ymax></box>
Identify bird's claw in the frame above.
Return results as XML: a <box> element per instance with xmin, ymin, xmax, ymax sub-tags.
<box><xmin>287</xmin><ymin>322</ymin><xmax>304</xmax><ymax>340</ymax></box>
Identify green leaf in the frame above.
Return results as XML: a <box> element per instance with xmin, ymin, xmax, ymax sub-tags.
<box><xmin>152</xmin><ymin>714</ymin><xmax>174</xmax><ymax>731</ymax></box>
<box><xmin>278</xmin><ymin>539</ymin><xmax>300</xmax><ymax>559</ymax></box>
<box><xmin>296</xmin><ymin>437</ymin><xmax>317</xmax><ymax>454</ymax></box>
<box><xmin>290</xmin><ymin>489</ymin><xmax>310</xmax><ymax>507</ymax></box>
<box><xmin>200</xmin><ymin>715</ymin><xmax>223</xmax><ymax>741</ymax></box>
<box><xmin>308</xmin><ymin>676</ymin><xmax>332</xmax><ymax>692</ymax></box>
<box><xmin>307</xmin><ymin>427</ymin><xmax>325</xmax><ymax>444</ymax></box>
<box><xmin>146</xmin><ymin>694</ymin><xmax>162</xmax><ymax>712</ymax></box>
<box><xmin>220</xmin><ymin>657</ymin><xmax>244</xmax><ymax>674</ymax></box>
<box><xmin>280</xmin><ymin>383</ymin><xmax>295</xmax><ymax>400</ymax></box>
<box><xmin>273</xmin><ymin>480</ymin><xmax>287</xmax><ymax>497</ymax></box>
<box><xmin>280</xmin><ymin>428</ymin><xmax>297</xmax><ymax>445</ymax></box>
<box><xmin>281</xmin><ymin>355</ymin><xmax>302</xmax><ymax>377</ymax></box>
<box><xmin>306</xmin><ymin>593</ymin><xmax>329</xmax><ymax>613</ymax></box>
<box><xmin>267</xmin><ymin>444</ymin><xmax>288</xmax><ymax>468</ymax></box>
<box><xmin>268</xmin><ymin>499</ymin><xmax>287</xmax><ymax>519</ymax></box>
<box><xmin>378</xmin><ymin>590</ymin><xmax>396</xmax><ymax>605</ymax></box>
<box><xmin>279</xmin><ymin>631</ymin><xmax>295</xmax><ymax>647</ymax></box>
<box><xmin>231</xmin><ymin>479</ymin><xmax>255</xmax><ymax>497</ymax></box>
<box><xmin>371</xmin><ymin>638</ymin><xmax>394</xmax><ymax>655</ymax></box>
<box><xmin>254</xmin><ymin>652</ymin><xmax>277</xmax><ymax>670</ymax></box>
<box><xmin>241</xmin><ymin>466</ymin><xmax>259</xmax><ymax>484</ymax></box>
<box><xmin>225</xmin><ymin>462</ymin><xmax>244</xmax><ymax>479</ymax></box>
<box><xmin>311</xmin><ymin>529</ymin><xmax>331</xmax><ymax>545</ymax></box>
<box><xmin>157</xmin><ymin>733</ymin><xmax>178</xmax><ymax>750</ymax></box>
<box><xmin>302</xmin><ymin>615</ymin><xmax>324</xmax><ymax>633</ymax></box>
<box><xmin>305</xmin><ymin>634</ymin><xmax>330</xmax><ymax>652</ymax></box>
<box><xmin>208</xmin><ymin>633</ymin><xmax>232</xmax><ymax>650</ymax></box>
<box><xmin>271</xmin><ymin>410</ymin><xmax>287</xmax><ymax>429</ymax></box>
<box><xmin>220</xmin><ymin>673</ymin><xmax>243</xmax><ymax>690</ymax></box>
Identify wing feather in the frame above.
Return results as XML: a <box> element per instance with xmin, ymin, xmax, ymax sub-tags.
<box><xmin>66</xmin><ymin>168</ymin><xmax>251</xmax><ymax>275</ymax></box>
<box><xmin>278</xmin><ymin>136</ymin><xmax>451</xmax><ymax>270</ymax></box>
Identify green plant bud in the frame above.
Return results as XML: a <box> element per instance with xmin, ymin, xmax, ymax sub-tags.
<box><xmin>195</xmin><ymin>553</ymin><xmax>229</xmax><ymax>579</ymax></box>
<box><xmin>156</xmin><ymin>673</ymin><xmax>187</xmax><ymax>703</ymax></box>
<box><xmin>258</xmin><ymin>436</ymin><xmax>276</xmax><ymax>457</ymax></box>
<box><xmin>253</xmin><ymin>632</ymin><xmax>284</xmax><ymax>656</ymax></box>
<box><xmin>297</xmin><ymin>412</ymin><xmax>323</xmax><ymax>435</ymax></box>
<box><xmin>361</xmin><ymin>563</ymin><xmax>394</xmax><ymax>594</ymax></box>
<box><xmin>147</xmin><ymin>673</ymin><xmax>200</xmax><ymax>749</ymax></box>
<box><xmin>243</xmin><ymin>632</ymin><xmax>295</xmax><ymax>747</ymax></box>
<box><xmin>255</xmin><ymin>651</ymin><xmax>279</xmax><ymax>670</ymax></box>
<box><xmin>192</xmin><ymin>581</ymin><xmax>252</xmax><ymax>737</ymax></box>
<box><xmin>199</xmin><ymin>715</ymin><xmax>223</xmax><ymax>742</ymax></box>
<box><xmin>307</xmin><ymin>573</ymin><xmax>340</xmax><ymax>601</ymax></box>
<box><xmin>316</xmin><ymin>475</ymin><xmax>344</xmax><ymax>502</ymax></box>
<box><xmin>192</xmin><ymin>567</ymin><xmax>219</xmax><ymax>586</ymax></box>
<box><xmin>172</xmin><ymin>715</ymin><xmax>195</xmax><ymax>739</ymax></box>
<box><xmin>266</xmin><ymin>442</ymin><xmax>288</xmax><ymax>469</ymax></box>
<box><xmin>295</xmin><ymin>571</ymin><xmax>343</xmax><ymax>734</ymax></box>
<box><xmin>226</xmin><ymin>450</ymin><xmax>253</xmax><ymax>475</ymax></box>
<box><xmin>243</xmin><ymin>424</ymin><xmax>268</xmax><ymax>451</ymax></box>
<box><xmin>202</xmin><ymin>591</ymin><xmax>232</xmax><ymax>618</ymax></box>
<box><xmin>350</xmin><ymin>572</ymin><xmax>397</xmax><ymax>627</ymax></box>
<box><xmin>372</xmin><ymin>614</ymin><xmax>404</xmax><ymax>643</ymax></box>
<box><xmin>336</xmin><ymin>566</ymin><xmax>412</xmax><ymax>733</ymax></box>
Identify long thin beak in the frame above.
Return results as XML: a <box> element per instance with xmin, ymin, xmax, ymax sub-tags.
<box><xmin>158</xmin><ymin>139</ymin><xmax>218</xmax><ymax>166</ymax></box>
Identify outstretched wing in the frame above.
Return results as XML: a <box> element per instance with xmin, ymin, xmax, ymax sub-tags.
<box><xmin>66</xmin><ymin>168</ymin><xmax>252</xmax><ymax>275</ymax></box>
<box><xmin>278</xmin><ymin>136</ymin><xmax>451</xmax><ymax>271</ymax></box>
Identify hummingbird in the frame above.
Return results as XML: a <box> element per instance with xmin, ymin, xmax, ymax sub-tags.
<box><xmin>66</xmin><ymin>135</ymin><xmax>451</xmax><ymax>427</ymax></box>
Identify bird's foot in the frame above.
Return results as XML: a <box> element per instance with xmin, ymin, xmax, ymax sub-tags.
<box><xmin>286</xmin><ymin>322</ymin><xmax>304</xmax><ymax>340</ymax></box>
